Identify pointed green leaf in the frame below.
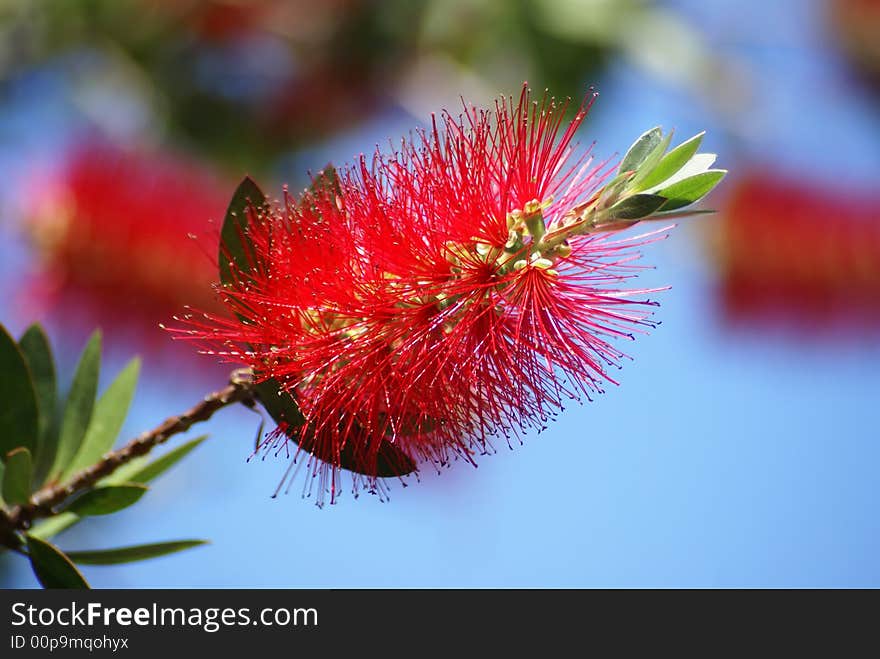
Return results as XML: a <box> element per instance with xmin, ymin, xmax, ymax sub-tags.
<box><xmin>254</xmin><ymin>414</ymin><xmax>266</xmax><ymax>451</ymax></box>
<box><xmin>27</xmin><ymin>513</ymin><xmax>79</xmax><ymax>541</ymax></box>
<box><xmin>637</xmin><ymin>131</ymin><xmax>705</xmax><ymax>191</ymax></box>
<box><xmin>646</xmin><ymin>153</ymin><xmax>716</xmax><ymax>192</ymax></box>
<box><xmin>646</xmin><ymin>208</ymin><xmax>717</xmax><ymax>221</ymax></box>
<box><xmin>253</xmin><ymin>380</ymin><xmax>306</xmax><ymax>430</ymax></box>
<box><xmin>26</xmin><ymin>534</ymin><xmax>89</xmax><ymax>589</ymax></box>
<box><xmin>607</xmin><ymin>194</ymin><xmax>668</xmax><ymax>221</ymax></box>
<box><xmin>219</xmin><ymin>176</ymin><xmax>268</xmax><ymax>286</ymax></box>
<box><xmin>0</xmin><ymin>324</ymin><xmax>39</xmax><ymax>459</ymax></box>
<box><xmin>618</xmin><ymin>126</ymin><xmax>663</xmax><ymax>175</ymax></box>
<box><xmin>66</xmin><ymin>540</ymin><xmax>208</xmax><ymax>565</ymax></box>
<box><xmin>657</xmin><ymin>170</ymin><xmax>727</xmax><ymax>211</ymax></box>
<box><xmin>31</xmin><ymin>437</ymin><xmax>209</xmax><ymax>542</ymax></box>
<box><xmin>108</xmin><ymin>435</ymin><xmax>208</xmax><ymax>485</ymax></box>
<box><xmin>64</xmin><ymin>483</ymin><xmax>147</xmax><ymax>516</ymax></box>
<box><xmin>2</xmin><ymin>447</ymin><xmax>33</xmax><ymax>505</ymax></box>
<box><xmin>253</xmin><ymin>369</ymin><xmax>416</xmax><ymax>477</ymax></box>
<box><xmin>630</xmin><ymin>130</ymin><xmax>673</xmax><ymax>188</ymax></box>
<box><xmin>49</xmin><ymin>332</ymin><xmax>101</xmax><ymax>482</ymax></box>
<box><xmin>18</xmin><ymin>325</ymin><xmax>57</xmax><ymax>476</ymax></box>
<box><xmin>63</xmin><ymin>358</ymin><xmax>140</xmax><ymax>480</ymax></box>
<box><xmin>254</xmin><ymin>380</ymin><xmax>417</xmax><ymax>477</ymax></box>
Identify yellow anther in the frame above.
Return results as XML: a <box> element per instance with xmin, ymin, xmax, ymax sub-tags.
<box><xmin>532</xmin><ymin>257</ymin><xmax>554</xmax><ymax>270</ymax></box>
<box><xmin>505</xmin><ymin>229</ymin><xmax>521</xmax><ymax>249</ymax></box>
<box><xmin>475</xmin><ymin>242</ymin><xmax>493</xmax><ymax>257</ymax></box>
<box><xmin>523</xmin><ymin>199</ymin><xmax>542</xmax><ymax>215</ymax></box>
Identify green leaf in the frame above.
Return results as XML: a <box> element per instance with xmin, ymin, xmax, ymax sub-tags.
<box><xmin>647</xmin><ymin>208</ymin><xmax>717</xmax><ymax>221</ymax></box>
<box><xmin>219</xmin><ymin>176</ymin><xmax>268</xmax><ymax>287</ymax></box>
<box><xmin>18</xmin><ymin>325</ymin><xmax>57</xmax><ymax>477</ymax></box>
<box><xmin>27</xmin><ymin>513</ymin><xmax>79</xmax><ymax>541</ymax></box>
<box><xmin>0</xmin><ymin>324</ymin><xmax>39</xmax><ymax>459</ymax></box>
<box><xmin>63</xmin><ymin>358</ymin><xmax>140</xmax><ymax>480</ymax></box>
<box><xmin>64</xmin><ymin>484</ymin><xmax>147</xmax><ymax>516</ymax></box>
<box><xmin>607</xmin><ymin>194</ymin><xmax>668</xmax><ymax>221</ymax></box>
<box><xmin>31</xmin><ymin>437</ymin><xmax>209</xmax><ymax>542</ymax></box>
<box><xmin>254</xmin><ymin>380</ymin><xmax>417</xmax><ymax>477</ymax></box>
<box><xmin>618</xmin><ymin>126</ymin><xmax>663</xmax><ymax>175</ymax></box>
<box><xmin>109</xmin><ymin>435</ymin><xmax>208</xmax><ymax>485</ymax></box>
<box><xmin>630</xmin><ymin>130</ymin><xmax>673</xmax><ymax>188</ymax></box>
<box><xmin>66</xmin><ymin>540</ymin><xmax>208</xmax><ymax>565</ymax></box>
<box><xmin>253</xmin><ymin>414</ymin><xmax>266</xmax><ymax>451</ymax></box>
<box><xmin>25</xmin><ymin>534</ymin><xmax>90</xmax><ymax>589</ymax></box>
<box><xmin>637</xmin><ymin>131</ymin><xmax>705</xmax><ymax>191</ymax></box>
<box><xmin>49</xmin><ymin>332</ymin><xmax>101</xmax><ymax>482</ymax></box>
<box><xmin>657</xmin><ymin>170</ymin><xmax>727</xmax><ymax>212</ymax></box>
<box><xmin>645</xmin><ymin>153</ymin><xmax>716</xmax><ymax>192</ymax></box>
<box><xmin>253</xmin><ymin>380</ymin><xmax>306</xmax><ymax>433</ymax></box>
<box><xmin>2</xmin><ymin>447</ymin><xmax>33</xmax><ymax>505</ymax></box>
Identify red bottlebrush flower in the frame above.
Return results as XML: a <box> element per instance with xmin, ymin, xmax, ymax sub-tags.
<box><xmin>24</xmin><ymin>143</ymin><xmax>229</xmax><ymax>324</ymax></box>
<box><xmin>173</xmin><ymin>86</ymin><xmax>719</xmax><ymax>504</ymax></box>
<box><xmin>716</xmin><ymin>172</ymin><xmax>880</xmax><ymax>330</ymax></box>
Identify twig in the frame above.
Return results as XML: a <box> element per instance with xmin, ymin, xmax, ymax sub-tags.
<box><xmin>1</xmin><ymin>370</ymin><xmax>256</xmax><ymax>537</ymax></box>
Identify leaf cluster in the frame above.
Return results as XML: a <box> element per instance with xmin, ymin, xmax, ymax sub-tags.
<box><xmin>0</xmin><ymin>325</ymin><xmax>207</xmax><ymax>588</ymax></box>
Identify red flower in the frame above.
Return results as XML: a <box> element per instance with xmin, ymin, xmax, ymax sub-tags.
<box><xmin>18</xmin><ymin>143</ymin><xmax>234</xmax><ymax>378</ymax></box>
<box><xmin>717</xmin><ymin>172</ymin><xmax>880</xmax><ymax>329</ymax></box>
<box><xmin>24</xmin><ymin>143</ymin><xmax>229</xmax><ymax>320</ymax></box>
<box><xmin>175</xmin><ymin>86</ymin><xmax>679</xmax><ymax>503</ymax></box>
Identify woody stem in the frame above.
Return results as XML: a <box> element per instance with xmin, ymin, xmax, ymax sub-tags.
<box><xmin>0</xmin><ymin>369</ymin><xmax>256</xmax><ymax>542</ymax></box>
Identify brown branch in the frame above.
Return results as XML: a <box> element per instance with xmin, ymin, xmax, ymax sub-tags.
<box><xmin>2</xmin><ymin>370</ymin><xmax>256</xmax><ymax>537</ymax></box>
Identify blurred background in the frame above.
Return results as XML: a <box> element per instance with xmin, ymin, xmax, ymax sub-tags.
<box><xmin>1</xmin><ymin>0</ymin><xmax>879</xmax><ymax>587</ymax></box>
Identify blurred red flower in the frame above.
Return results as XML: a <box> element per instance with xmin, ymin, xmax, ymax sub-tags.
<box><xmin>23</xmin><ymin>143</ymin><xmax>229</xmax><ymax>350</ymax></box>
<box><xmin>716</xmin><ymin>172</ymin><xmax>880</xmax><ymax>328</ymax></box>
<box><xmin>175</xmin><ymin>87</ymin><xmax>670</xmax><ymax>501</ymax></box>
